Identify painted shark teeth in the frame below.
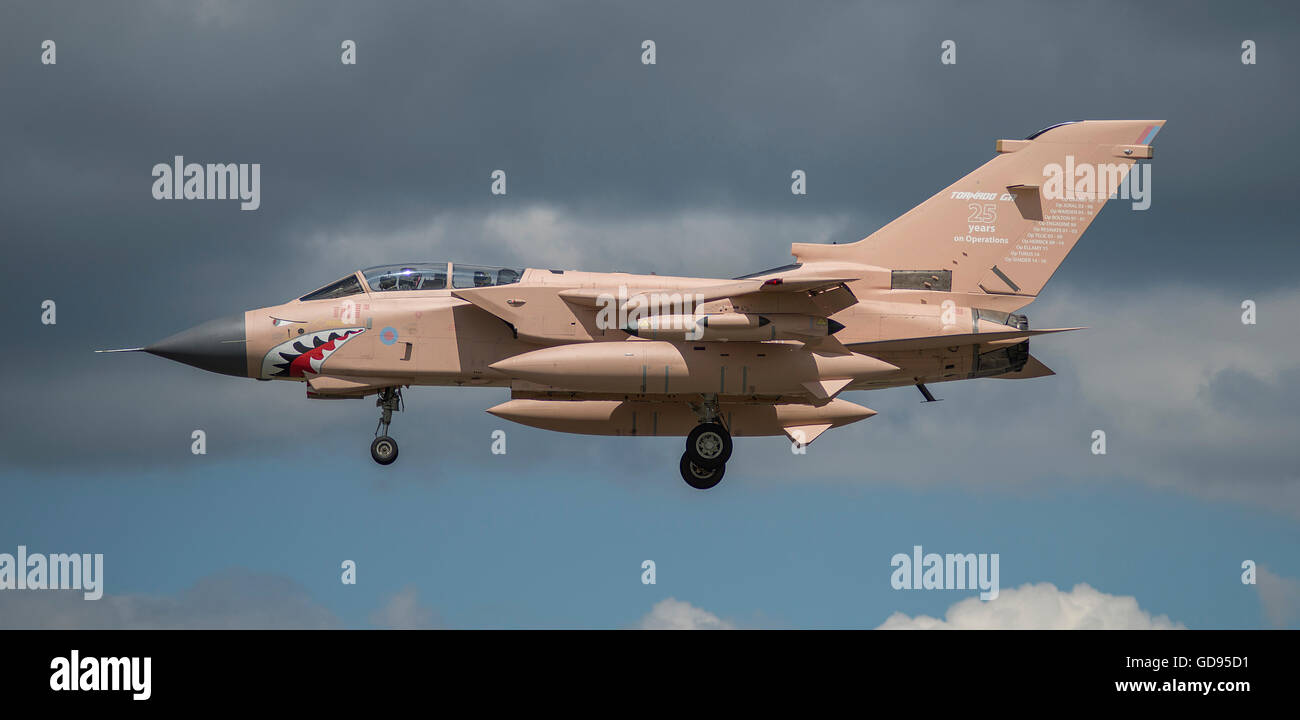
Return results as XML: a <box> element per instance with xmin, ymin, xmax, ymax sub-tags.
<box><xmin>261</xmin><ymin>327</ymin><xmax>366</xmax><ymax>379</ymax></box>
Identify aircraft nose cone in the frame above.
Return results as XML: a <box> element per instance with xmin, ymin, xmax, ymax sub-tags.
<box><xmin>145</xmin><ymin>312</ymin><xmax>249</xmax><ymax>377</ymax></box>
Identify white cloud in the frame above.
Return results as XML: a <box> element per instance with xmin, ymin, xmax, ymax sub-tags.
<box><xmin>1255</xmin><ymin>566</ymin><xmax>1300</xmax><ymax>628</ymax></box>
<box><xmin>369</xmin><ymin>586</ymin><xmax>437</xmax><ymax>629</ymax></box>
<box><xmin>636</xmin><ymin>597</ymin><xmax>734</xmax><ymax>630</ymax></box>
<box><xmin>877</xmin><ymin>582</ymin><xmax>1184</xmax><ymax>630</ymax></box>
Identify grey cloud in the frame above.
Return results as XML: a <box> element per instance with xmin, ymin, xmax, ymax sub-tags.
<box><xmin>3</xmin><ymin>218</ymin><xmax>1298</xmax><ymax>522</ymax></box>
<box><xmin>1201</xmin><ymin>365</ymin><xmax>1300</xmax><ymax>420</ymax></box>
<box><xmin>0</xmin><ymin>568</ymin><xmax>458</xmax><ymax>630</ymax></box>
<box><xmin>2</xmin><ymin>0</ymin><xmax>1297</xmax><ymax>303</ymax></box>
<box><xmin>738</xmin><ymin>285</ymin><xmax>1300</xmax><ymax>515</ymax></box>
<box><xmin>0</xmin><ymin>568</ymin><xmax>341</xmax><ymax>629</ymax></box>
<box><xmin>0</xmin><ymin>204</ymin><xmax>844</xmax><ymax>474</ymax></box>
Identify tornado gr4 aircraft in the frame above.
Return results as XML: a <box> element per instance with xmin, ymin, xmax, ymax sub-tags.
<box><xmin>102</xmin><ymin>120</ymin><xmax>1162</xmax><ymax>488</ymax></box>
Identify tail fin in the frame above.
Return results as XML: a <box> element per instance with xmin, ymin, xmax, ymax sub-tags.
<box><xmin>793</xmin><ymin>120</ymin><xmax>1164</xmax><ymax>301</ymax></box>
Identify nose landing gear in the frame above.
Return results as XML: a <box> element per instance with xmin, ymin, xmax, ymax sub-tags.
<box><xmin>371</xmin><ymin>435</ymin><xmax>398</xmax><ymax>465</ymax></box>
<box><xmin>370</xmin><ymin>387</ymin><xmax>403</xmax><ymax>465</ymax></box>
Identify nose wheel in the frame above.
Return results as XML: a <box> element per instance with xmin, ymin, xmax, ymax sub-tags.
<box><xmin>371</xmin><ymin>435</ymin><xmax>399</xmax><ymax>465</ymax></box>
<box><xmin>371</xmin><ymin>387</ymin><xmax>403</xmax><ymax>466</ymax></box>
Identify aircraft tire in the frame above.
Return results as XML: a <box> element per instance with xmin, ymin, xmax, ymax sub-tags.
<box><xmin>371</xmin><ymin>435</ymin><xmax>399</xmax><ymax>465</ymax></box>
<box><xmin>685</xmin><ymin>422</ymin><xmax>731</xmax><ymax>469</ymax></box>
<box><xmin>680</xmin><ymin>453</ymin><xmax>724</xmax><ymax>490</ymax></box>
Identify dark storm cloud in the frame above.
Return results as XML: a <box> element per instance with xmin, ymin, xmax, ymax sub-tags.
<box><xmin>1</xmin><ymin>1</ymin><xmax>1297</xmax><ymax>513</ymax></box>
<box><xmin>2</xmin><ymin>0</ymin><xmax>1296</xmax><ymax>294</ymax></box>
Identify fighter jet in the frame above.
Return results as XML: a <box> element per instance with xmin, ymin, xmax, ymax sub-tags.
<box><xmin>102</xmin><ymin>120</ymin><xmax>1162</xmax><ymax>488</ymax></box>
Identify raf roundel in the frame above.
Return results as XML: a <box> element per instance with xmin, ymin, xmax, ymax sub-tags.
<box><xmin>380</xmin><ymin>326</ymin><xmax>399</xmax><ymax>345</ymax></box>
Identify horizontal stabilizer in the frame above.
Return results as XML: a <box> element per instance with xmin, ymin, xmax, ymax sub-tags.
<box><xmin>991</xmin><ymin>353</ymin><xmax>1055</xmax><ymax>380</ymax></box>
<box><xmin>782</xmin><ymin>423</ymin><xmax>833</xmax><ymax>445</ymax></box>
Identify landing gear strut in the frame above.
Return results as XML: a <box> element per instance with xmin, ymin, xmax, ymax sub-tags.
<box><xmin>370</xmin><ymin>387</ymin><xmax>403</xmax><ymax>465</ymax></box>
<box><xmin>680</xmin><ymin>394</ymin><xmax>732</xmax><ymax>488</ymax></box>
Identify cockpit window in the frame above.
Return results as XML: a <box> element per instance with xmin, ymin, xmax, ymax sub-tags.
<box><xmin>451</xmin><ymin>264</ymin><xmax>523</xmax><ymax>289</ymax></box>
<box><xmin>359</xmin><ymin>263</ymin><xmax>523</xmax><ymax>292</ymax></box>
<box><xmin>299</xmin><ymin>274</ymin><xmax>363</xmax><ymax>301</ymax></box>
<box><xmin>364</xmin><ymin>263</ymin><xmax>448</xmax><ymax>292</ymax></box>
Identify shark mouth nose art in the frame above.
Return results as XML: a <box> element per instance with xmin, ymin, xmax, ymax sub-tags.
<box><xmin>261</xmin><ymin>328</ymin><xmax>366</xmax><ymax>379</ymax></box>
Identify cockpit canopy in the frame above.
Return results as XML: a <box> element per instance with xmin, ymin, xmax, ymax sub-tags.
<box><xmin>297</xmin><ymin>263</ymin><xmax>523</xmax><ymax>301</ymax></box>
<box><xmin>364</xmin><ymin>263</ymin><xmax>449</xmax><ymax>291</ymax></box>
<box><xmin>298</xmin><ymin>274</ymin><xmax>363</xmax><ymax>301</ymax></box>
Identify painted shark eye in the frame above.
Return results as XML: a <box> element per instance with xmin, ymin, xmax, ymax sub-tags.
<box><xmin>271</xmin><ymin>317</ymin><xmax>305</xmax><ymax>327</ymax></box>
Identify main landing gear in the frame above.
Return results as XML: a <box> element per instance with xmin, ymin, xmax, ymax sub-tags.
<box><xmin>680</xmin><ymin>453</ymin><xmax>725</xmax><ymax>490</ymax></box>
<box><xmin>679</xmin><ymin>395</ymin><xmax>732</xmax><ymax>489</ymax></box>
<box><xmin>370</xmin><ymin>387</ymin><xmax>403</xmax><ymax>465</ymax></box>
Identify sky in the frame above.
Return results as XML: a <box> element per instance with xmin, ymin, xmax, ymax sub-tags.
<box><xmin>1</xmin><ymin>0</ymin><xmax>1297</xmax><ymax>629</ymax></box>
